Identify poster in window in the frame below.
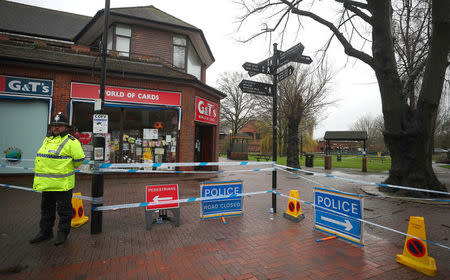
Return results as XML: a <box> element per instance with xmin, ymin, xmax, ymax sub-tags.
<box><xmin>166</xmin><ymin>135</ymin><xmax>172</xmax><ymax>143</ymax></box>
<box><xmin>143</xmin><ymin>128</ymin><xmax>158</xmax><ymax>140</ymax></box>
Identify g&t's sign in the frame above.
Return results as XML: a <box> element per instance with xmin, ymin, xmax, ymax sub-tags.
<box><xmin>195</xmin><ymin>97</ymin><xmax>218</xmax><ymax>125</ymax></box>
<box><xmin>0</xmin><ymin>75</ymin><xmax>53</xmax><ymax>96</ymax></box>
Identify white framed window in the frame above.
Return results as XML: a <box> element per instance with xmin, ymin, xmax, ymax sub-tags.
<box><xmin>107</xmin><ymin>24</ymin><xmax>131</xmax><ymax>57</ymax></box>
<box><xmin>187</xmin><ymin>41</ymin><xmax>202</xmax><ymax>80</ymax></box>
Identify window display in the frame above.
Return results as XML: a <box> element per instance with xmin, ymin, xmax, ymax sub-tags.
<box><xmin>73</xmin><ymin>103</ymin><xmax>178</xmax><ymax>165</ymax></box>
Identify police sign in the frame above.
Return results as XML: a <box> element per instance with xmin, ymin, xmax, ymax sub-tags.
<box><xmin>200</xmin><ymin>180</ymin><xmax>243</xmax><ymax>219</ymax></box>
<box><xmin>0</xmin><ymin>75</ymin><xmax>53</xmax><ymax>96</ymax></box>
<box><xmin>314</xmin><ymin>187</ymin><xmax>363</xmax><ymax>245</ymax></box>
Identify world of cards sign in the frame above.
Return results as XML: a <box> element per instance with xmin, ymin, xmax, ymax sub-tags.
<box><xmin>200</xmin><ymin>180</ymin><xmax>243</xmax><ymax>219</ymax></box>
<box><xmin>314</xmin><ymin>187</ymin><xmax>364</xmax><ymax>245</ymax></box>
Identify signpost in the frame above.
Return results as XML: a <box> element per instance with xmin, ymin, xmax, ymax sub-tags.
<box><xmin>200</xmin><ymin>180</ymin><xmax>243</xmax><ymax>219</ymax></box>
<box><xmin>240</xmin><ymin>42</ymin><xmax>313</xmax><ymax>213</ymax></box>
<box><xmin>238</xmin><ymin>80</ymin><xmax>273</xmax><ymax>96</ymax></box>
<box><xmin>313</xmin><ymin>187</ymin><xmax>364</xmax><ymax>245</ymax></box>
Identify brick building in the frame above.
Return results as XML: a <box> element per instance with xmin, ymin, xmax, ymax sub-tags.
<box><xmin>0</xmin><ymin>2</ymin><xmax>225</xmax><ymax>174</ymax></box>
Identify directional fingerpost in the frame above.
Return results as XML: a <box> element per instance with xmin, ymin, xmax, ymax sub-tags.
<box><xmin>278</xmin><ymin>42</ymin><xmax>305</xmax><ymax>67</ymax></box>
<box><xmin>313</xmin><ymin>187</ymin><xmax>364</xmax><ymax>245</ymax></box>
<box><xmin>277</xmin><ymin>66</ymin><xmax>294</xmax><ymax>82</ymax></box>
<box><xmin>242</xmin><ymin>62</ymin><xmax>269</xmax><ymax>75</ymax></box>
<box><xmin>238</xmin><ymin>80</ymin><xmax>273</xmax><ymax>96</ymax></box>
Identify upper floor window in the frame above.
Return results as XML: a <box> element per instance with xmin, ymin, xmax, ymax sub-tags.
<box><xmin>173</xmin><ymin>35</ymin><xmax>186</xmax><ymax>69</ymax></box>
<box><xmin>107</xmin><ymin>24</ymin><xmax>131</xmax><ymax>57</ymax></box>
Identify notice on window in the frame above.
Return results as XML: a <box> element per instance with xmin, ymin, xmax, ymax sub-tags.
<box><xmin>166</xmin><ymin>135</ymin><xmax>172</xmax><ymax>143</ymax></box>
<box><xmin>143</xmin><ymin>128</ymin><xmax>158</xmax><ymax>140</ymax></box>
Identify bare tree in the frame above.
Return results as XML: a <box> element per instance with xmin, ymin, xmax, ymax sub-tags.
<box><xmin>218</xmin><ymin>72</ymin><xmax>257</xmax><ymax>134</ymax></box>
<box><xmin>237</xmin><ymin>0</ymin><xmax>450</xmax><ymax>192</ymax></box>
<box><xmin>350</xmin><ymin>114</ymin><xmax>385</xmax><ymax>151</ymax></box>
<box><xmin>253</xmin><ymin>64</ymin><xmax>333</xmax><ymax>168</ymax></box>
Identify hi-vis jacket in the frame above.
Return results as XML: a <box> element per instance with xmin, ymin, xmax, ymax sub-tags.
<box><xmin>33</xmin><ymin>133</ymin><xmax>85</xmax><ymax>192</ymax></box>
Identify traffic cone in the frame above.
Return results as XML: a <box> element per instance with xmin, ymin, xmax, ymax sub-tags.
<box><xmin>283</xmin><ymin>190</ymin><xmax>304</xmax><ymax>222</ymax></box>
<box><xmin>396</xmin><ymin>216</ymin><xmax>437</xmax><ymax>277</ymax></box>
<box><xmin>71</xmin><ymin>192</ymin><xmax>89</xmax><ymax>228</ymax></box>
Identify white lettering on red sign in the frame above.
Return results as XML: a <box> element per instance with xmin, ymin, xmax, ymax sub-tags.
<box><xmin>195</xmin><ymin>97</ymin><xmax>218</xmax><ymax>125</ymax></box>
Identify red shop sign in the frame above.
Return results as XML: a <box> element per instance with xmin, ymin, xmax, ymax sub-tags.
<box><xmin>146</xmin><ymin>184</ymin><xmax>179</xmax><ymax>210</ymax></box>
<box><xmin>195</xmin><ymin>96</ymin><xmax>218</xmax><ymax>125</ymax></box>
<box><xmin>71</xmin><ymin>82</ymin><xmax>181</xmax><ymax>106</ymax></box>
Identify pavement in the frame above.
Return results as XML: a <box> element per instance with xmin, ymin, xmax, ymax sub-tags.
<box><xmin>0</xmin><ymin>160</ymin><xmax>449</xmax><ymax>280</ymax></box>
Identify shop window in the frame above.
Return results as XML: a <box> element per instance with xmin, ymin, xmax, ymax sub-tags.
<box><xmin>173</xmin><ymin>35</ymin><xmax>186</xmax><ymax>69</ymax></box>
<box><xmin>107</xmin><ymin>24</ymin><xmax>131</xmax><ymax>57</ymax></box>
<box><xmin>72</xmin><ymin>103</ymin><xmax>179</xmax><ymax>165</ymax></box>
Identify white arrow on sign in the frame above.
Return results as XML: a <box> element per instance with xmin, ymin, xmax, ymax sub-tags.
<box><xmin>321</xmin><ymin>216</ymin><xmax>353</xmax><ymax>231</ymax></box>
<box><xmin>153</xmin><ymin>195</ymin><xmax>173</xmax><ymax>203</ymax></box>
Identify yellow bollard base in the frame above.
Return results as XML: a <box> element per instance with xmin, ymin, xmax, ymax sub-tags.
<box><xmin>396</xmin><ymin>254</ymin><xmax>437</xmax><ymax>277</ymax></box>
<box><xmin>71</xmin><ymin>216</ymin><xmax>89</xmax><ymax>228</ymax></box>
<box><xmin>283</xmin><ymin>213</ymin><xmax>304</xmax><ymax>223</ymax></box>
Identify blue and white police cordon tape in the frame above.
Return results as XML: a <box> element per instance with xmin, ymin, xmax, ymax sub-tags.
<box><xmin>275</xmin><ymin>164</ymin><xmax>450</xmax><ymax>196</ymax></box>
<box><xmin>92</xmin><ymin>190</ymin><xmax>274</xmax><ymax>211</ymax></box>
<box><xmin>272</xmin><ymin>190</ymin><xmax>450</xmax><ymax>250</ymax></box>
<box><xmin>99</xmin><ymin>167</ymin><xmax>274</xmax><ymax>174</ymax></box>
<box><xmin>0</xmin><ymin>184</ymin><xmax>102</xmax><ymax>203</ymax></box>
<box><xmin>99</xmin><ymin>161</ymin><xmax>274</xmax><ymax>169</ymax></box>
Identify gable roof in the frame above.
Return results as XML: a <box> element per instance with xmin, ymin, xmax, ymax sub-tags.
<box><xmin>0</xmin><ymin>1</ymin><xmax>91</xmax><ymax>41</ymax></box>
<box><xmin>324</xmin><ymin>131</ymin><xmax>368</xmax><ymax>141</ymax></box>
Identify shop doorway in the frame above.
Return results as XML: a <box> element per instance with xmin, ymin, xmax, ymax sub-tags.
<box><xmin>194</xmin><ymin>124</ymin><xmax>214</xmax><ymax>166</ymax></box>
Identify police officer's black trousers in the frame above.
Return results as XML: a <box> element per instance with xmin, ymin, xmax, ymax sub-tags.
<box><xmin>40</xmin><ymin>189</ymin><xmax>73</xmax><ymax>235</ymax></box>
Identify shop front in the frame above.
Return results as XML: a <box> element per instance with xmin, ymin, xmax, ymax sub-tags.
<box><xmin>0</xmin><ymin>75</ymin><xmax>53</xmax><ymax>173</ymax></box>
<box><xmin>70</xmin><ymin>82</ymin><xmax>181</xmax><ymax>165</ymax></box>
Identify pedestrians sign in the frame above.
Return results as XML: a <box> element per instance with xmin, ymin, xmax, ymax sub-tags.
<box><xmin>277</xmin><ymin>66</ymin><xmax>294</xmax><ymax>82</ymax></box>
<box><xmin>314</xmin><ymin>187</ymin><xmax>363</xmax><ymax>245</ymax></box>
<box><xmin>200</xmin><ymin>180</ymin><xmax>243</xmax><ymax>219</ymax></box>
<box><xmin>242</xmin><ymin>62</ymin><xmax>269</xmax><ymax>75</ymax></box>
<box><xmin>238</xmin><ymin>80</ymin><xmax>273</xmax><ymax>96</ymax></box>
<box><xmin>146</xmin><ymin>184</ymin><xmax>179</xmax><ymax>210</ymax></box>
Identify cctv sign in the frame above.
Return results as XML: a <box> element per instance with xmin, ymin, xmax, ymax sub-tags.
<box><xmin>195</xmin><ymin>97</ymin><xmax>218</xmax><ymax>125</ymax></box>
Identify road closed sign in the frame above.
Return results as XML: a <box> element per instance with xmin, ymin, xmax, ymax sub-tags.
<box><xmin>314</xmin><ymin>187</ymin><xmax>363</xmax><ymax>245</ymax></box>
<box><xmin>200</xmin><ymin>180</ymin><xmax>243</xmax><ymax>219</ymax></box>
<box><xmin>146</xmin><ymin>184</ymin><xmax>179</xmax><ymax>210</ymax></box>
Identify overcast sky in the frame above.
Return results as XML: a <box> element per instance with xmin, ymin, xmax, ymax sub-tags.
<box><xmin>9</xmin><ymin>0</ymin><xmax>382</xmax><ymax>139</ymax></box>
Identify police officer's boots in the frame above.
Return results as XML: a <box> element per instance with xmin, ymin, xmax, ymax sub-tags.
<box><xmin>29</xmin><ymin>232</ymin><xmax>53</xmax><ymax>244</ymax></box>
<box><xmin>54</xmin><ymin>231</ymin><xmax>68</xmax><ymax>246</ymax></box>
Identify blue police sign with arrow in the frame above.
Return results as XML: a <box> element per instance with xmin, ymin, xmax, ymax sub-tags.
<box><xmin>314</xmin><ymin>187</ymin><xmax>364</xmax><ymax>245</ymax></box>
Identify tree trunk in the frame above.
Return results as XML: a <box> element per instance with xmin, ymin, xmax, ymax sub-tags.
<box><xmin>369</xmin><ymin>0</ymin><xmax>449</xmax><ymax>194</ymax></box>
<box><xmin>287</xmin><ymin>117</ymin><xmax>300</xmax><ymax>169</ymax></box>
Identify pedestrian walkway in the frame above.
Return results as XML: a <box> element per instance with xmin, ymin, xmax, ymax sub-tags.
<box><xmin>1</xmin><ymin>163</ymin><xmax>449</xmax><ymax>279</ymax></box>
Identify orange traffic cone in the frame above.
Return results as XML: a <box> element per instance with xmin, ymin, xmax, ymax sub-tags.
<box><xmin>396</xmin><ymin>216</ymin><xmax>437</xmax><ymax>276</ymax></box>
<box><xmin>283</xmin><ymin>190</ymin><xmax>304</xmax><ymax>222</ymax></box>
<box><xmin>71</xmin><ymin>192</ymin><xmax>89</xmax><ymax>228</ymax></box>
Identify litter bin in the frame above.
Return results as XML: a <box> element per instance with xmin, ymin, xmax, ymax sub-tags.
<box><xmin>305</xmin><ymin>154</ymin><xmax>314</xmax><ymax>167</ymax></box>
<box><xmin>337</xmin><ymin>155</ymin><xmax>342</xmax><ymax>162</ymax></box>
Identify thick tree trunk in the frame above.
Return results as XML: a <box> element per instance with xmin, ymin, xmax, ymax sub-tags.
<box><xmin>287</xmin><ymin>117</ymin><xmax>300</xmax><ymax>169</ymax></box>
<box><xmin>369</xmin><ymin>0</ymin><xmax>449</xmax><ymax>194</ymax></box>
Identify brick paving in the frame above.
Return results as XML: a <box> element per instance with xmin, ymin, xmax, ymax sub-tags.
<box><xmin>1</xmin><ymin>165</ymin><xmax>449</xmax><ymax>280</ymax></box>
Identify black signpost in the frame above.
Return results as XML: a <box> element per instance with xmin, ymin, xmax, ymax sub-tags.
<box><xmin>240</xmin><ymin>42</ymin><xmax>313</xmax><ymax>213</ymax></box>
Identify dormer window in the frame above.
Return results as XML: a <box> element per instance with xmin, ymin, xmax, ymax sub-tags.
<box><xmin>173</xmin><ymin>35</ymin><xmax>186</xmax><ymax>69</ymax></box>
<box><xmin>107</xmin><ymin>24</ymin><xmax>131</xmax><ymax>57</ymax></box>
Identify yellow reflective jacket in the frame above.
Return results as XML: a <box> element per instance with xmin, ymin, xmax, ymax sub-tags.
<box><xmin>33</xmin><ymin>133</ymin><xmax>85</xmax><ymax>192</ymax></box>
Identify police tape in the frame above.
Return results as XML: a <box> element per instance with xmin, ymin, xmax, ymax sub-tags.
<box><xmin>272</xmin><ymin>190</ymin><xmax>450</xmax><ymax>250</ymax></box>
<box><xmin>0</xmin><ymin>164</ymin><xmax>93</xmax><ymax>174</ymax></box>
<box><xmin>99</xmin><ymin>161</ymin><xmax>274</xmax><ymax>169</ymax></box>
<box><xmin>92</xmin><ymin>190</ymin><xmax>274</xmax><ymax>211</ymax></box>
<box><xmin>0</xmin><ymin>183</ymin><xmax>102</xmax><ymax>203</ymax></box>
<box><xmin>0</xmin><ymin>158</ymin><xmax>92</xmax><ymax>164</ymax></box>
<box><xmin>99</xmin><ymin>167</ymin><xmax>274</xmax><ymax>174</ymax></box>
<box><xmin>275</xmin><ymin>164</ymin><xmax>450</xmax><ymax>196</ymax></box>
<box><xmin>277</xmin><ymin>166</ymin><xmax>450</xmax><ymax>203</ymax></box>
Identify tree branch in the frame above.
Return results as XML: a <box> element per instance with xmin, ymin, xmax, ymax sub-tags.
<box><xmin>342</xmin><ymin>1</ymin><xmax>372</xmax><ymax>24</ymax></box>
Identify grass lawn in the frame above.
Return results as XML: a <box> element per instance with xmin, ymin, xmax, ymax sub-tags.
<box><xmin>247</xmin><ymin>154</ymin><xmax>392</xmax><ymax>172</ymax></box>
<box><xmin>439</xmin><ymin>164</ymin><xmax>450</xmax><ymax>169</ymax></box>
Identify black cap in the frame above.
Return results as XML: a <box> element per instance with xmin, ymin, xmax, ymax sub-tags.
<box><xmin>50</xmin><ymin>112</ymin><xmax>69</xmax><ymax>126</ymax></box>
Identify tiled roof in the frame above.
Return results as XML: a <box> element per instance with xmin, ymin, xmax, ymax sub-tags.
<box><xmin>0</xmin><ymin>1</ymin><xmax>91</xmax><ymax>40</ymax></box>
<box><xmin>324</xmin><ymin>131</ymin><xmax>368</xmax><ymax>141</ymax></box>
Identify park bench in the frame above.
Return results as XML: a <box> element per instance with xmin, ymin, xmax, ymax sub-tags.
<box><xmin>366</xmin><ymin>156</ymin><xmax>385</xmax><ymax>163</ymax></box>
<box><xmin>255</xmin><ymin>154</ymin><xmax>271</xmax><ymax>161</ymax></box>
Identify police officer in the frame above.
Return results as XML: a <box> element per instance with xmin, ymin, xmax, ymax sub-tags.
<box><xmin>30</xmin><ymin>112</ymin><xmax>85</xmax><ymax>246</ymax></box>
